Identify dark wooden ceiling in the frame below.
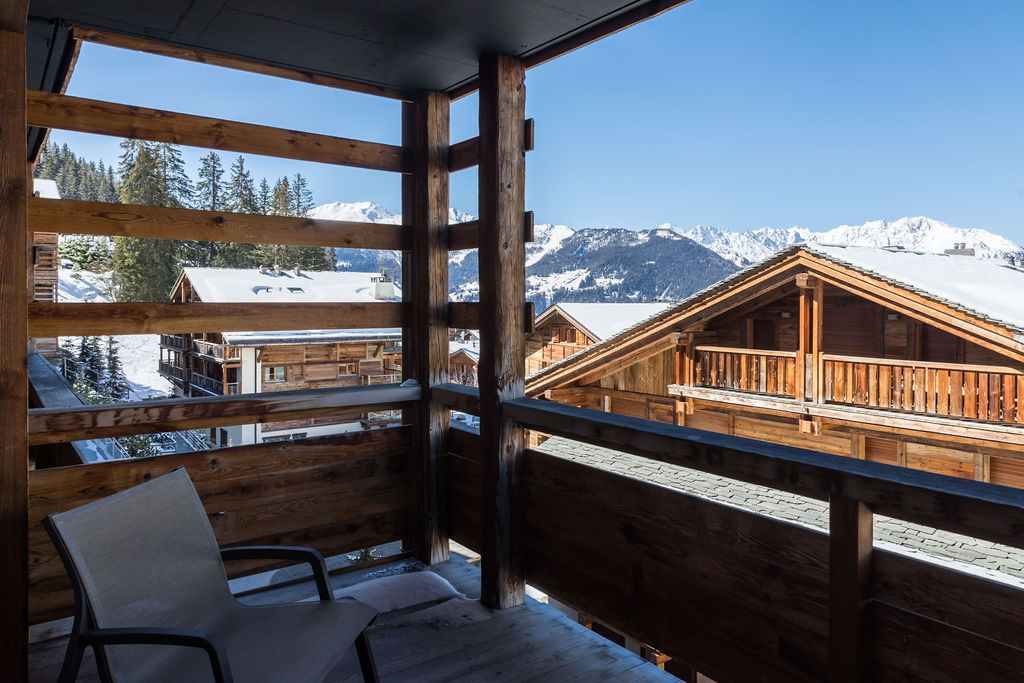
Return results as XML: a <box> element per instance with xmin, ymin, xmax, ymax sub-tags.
<box><xmin>26</xmin><ymin>0</ymin><xmax>689</xmax><ymax>96</ymax></box>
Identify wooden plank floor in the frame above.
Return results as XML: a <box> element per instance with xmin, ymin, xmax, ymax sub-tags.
<box><xmin>29</xmin><ymin>554</ymin><xmax>676</xmax><ymax>682</ymax></box>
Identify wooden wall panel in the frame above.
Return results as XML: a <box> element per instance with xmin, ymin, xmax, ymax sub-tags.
<box><xmin>905</xmin><ymin>443</ymin><xmax>975</xmax><ymax>480</ymax></box>
<box><xmin>27</xmin><ymin>427</ymin><xmax>413</xmax><ymax>624</ymax></box>
<box><xmin>685</xmin><ymin>410</ymin><xmax>731</xmax><ymax>435</ymax></box>
<box><xmin>448</xmin><ymin>427</ymin><xmax>482</xmax><ymax>552</ymax></box>
<box><xmin>525</xmin><ymin>450</ymin><xmax>830</xmax><ymax>683</ymax></box>
<box><xmin>733</xmin><ymin>416</ymin><xmax>851</xmax><ymax>456</ymax></box>
<box><xmin>864</xmin><ymin>437</ymin><xmax>899</xmax><ymax>466</ymax></box>
<box><xmin>989</xmin><ymin>456</ymin><xmax>1024</xmax><ymax>489</ymax></box>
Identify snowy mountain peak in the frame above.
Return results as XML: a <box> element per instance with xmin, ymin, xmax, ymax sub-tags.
<box><xmin>308</xmin><ymin>200</ymin><xmax>475</xmax><ymax>226</ymax></box>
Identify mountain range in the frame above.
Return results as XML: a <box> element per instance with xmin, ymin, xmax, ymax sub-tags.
<box><xmin>310</xmin><ymin>202</ymin><xmax>1024</xmax><ymax>309</ymax></box>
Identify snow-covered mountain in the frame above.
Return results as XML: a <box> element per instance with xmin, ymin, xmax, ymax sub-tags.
<box><xmin>675</xmin><ymin>217</ymin><xmax>1024</xmax><ymax>267</ymax></box>
<box><xmin>315</xmin><ymin>201</ymin><xmax>1024</xmax><ymax>311</ymax></box>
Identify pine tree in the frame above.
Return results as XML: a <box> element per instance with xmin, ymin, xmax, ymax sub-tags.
<box><xmin>189</xmin><ymin>152</ymin><xmax>226</xmax><ymax>266</ymax></box>
<box><xmin>257</xmin><ymin>178</ymin><xmax>272</xmax><ymax>214</ymax></box>
<box><xmin>289</xmin><ymin>173</ymin><xmax>314</xmax><ymax>217</ymax></box>
<box><xmin>101</xmin><ymin>336</ymin><xmax>130</xmax><ymax>401</ymax></box>
<box><xmin>226</xmin><ymin>156</ymin><xmax>258</xmax><ymax>214</ymax></box>
<box><xmin>112</xmin><ymin>139</ymin><xmax>186</xmax><ymax>301</ymax></box>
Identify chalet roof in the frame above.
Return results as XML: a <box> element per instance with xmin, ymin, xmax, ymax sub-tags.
<box><xmin>26</xmin><ymin>1</ymin><xmax>690</xmax><ymax>96</ymax></box>
<box><xmin>528</xmin><ymin>244</ymin><xmax>1024</xmax><ymax>388</ymax></box>
<box><xmin>178</xmin><ymin>267</ymin><xmax>402</xmax><ymax>346</ymax></box>
<box><xmin>545</xmin><ymin>303</ymin><xmax>673</xmax><ymax>341</ymax></box>
<box><xmin>806</xmin><ymin>244</ymin><xmax>1024</xmax><ymax>335</ymax></box>
<box><xmin>181</xmin><ymin>268</ymin><xmax>400</xmax><ymax>304</ymax></box>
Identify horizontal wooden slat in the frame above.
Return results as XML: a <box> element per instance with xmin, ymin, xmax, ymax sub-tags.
<box><xmin>446</xmin><ymin>301</ymin><xmax>535</xmax><ymax>331</ymax></box>
<box><xmin>821</xmin><ymin>353</ymin><xmax>1022</xmax><ymax>375</ymax></box>
<box><xmin>73</xmin><ymin>27</ymin><xmax>410</xmax><ymax>101</ymax></box>
<box><xmin>28</xmin><ymin>427</ymin><xmax>414</xmax><ymax>623</ymax></box>
<box><xmin>27</xmin><ymin>90</ymin><xmax>409</xmax><ymax>173</ymax></box>
<box><xmin>29</xmin><ymin>383</ymin><xmax>419</xmax><ymax>445</ymax></box>
<box><xmin>449</xmin><ymin>211</ymin><xmax>534</xmax><ymax>251</ymax></box>
<box><xmin>695</xmin><ymin>345</ymin><xmax>797</xmax><ymax>358</ymax></box>
<box><xmin>448</xmin><ymin>118</ymin><xmax>534</xmax><ymax>172</ymax></box>
<box><xmin>28</xmin><ymin>197</ymin><xmax>410</xmax><ymax>250</ymax></box>
<box><xmin>498</xmin><ymin>395</ymin><xmax>1024</xmax><ymax>550</ymax></box>
<box><xmin>433</xmin><ymin>382</ymin><xmax>482</xmax><ymax>415</ymax></box>
<box><xmin>28</xmin><ymin>301</ymin><xmax>406</xmax><ymax>337</ymax></box>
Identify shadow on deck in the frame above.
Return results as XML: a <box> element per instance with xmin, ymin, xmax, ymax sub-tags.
<box><xmin>28</xmin><ymin>553</ymin><xmax>675</xmax><ymax>682</ymax></box>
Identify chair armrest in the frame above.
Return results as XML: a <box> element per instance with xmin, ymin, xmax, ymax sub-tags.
<box><xmin>220</xmin><ymin>545</ymin><xmax>332</xmax><ymax>601</ymax></box>
<box><xmin>79</xmin><ymin>627</ymin><xmax>233</xmax><ymax>683</ymax></box>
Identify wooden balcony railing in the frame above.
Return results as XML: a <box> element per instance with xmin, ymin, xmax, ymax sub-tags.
<box><xmin>190</xmin><ymin>372</ymin><xmax>226</xmax><ymax>395</ymax></box>
<box><xmin>434</xmin><ymin>383</ymin><xmax>1024</xmax><ymax>682</ymax></box>
<box><xmin>823</xmin><ymin>354</ymin><xmax>1024</xmax><ymax>424</ymax></box>
<box><xmin>694</xmin><ymin>346</ymin><xmax>797</xmax><ymax>398</ymax></box>
<box><xmin>157</xmin><ymin>359</ymin><xmax>186</xmax><ymax>381</ymax></box>
<box><xmin>159</xmin><ymin>334</ymin><xmax>187</xmax><ymax>350</ymax></box>
<box><xmin>192</xmin><ymin>339</ymin><xmax>241</xmax><ymax>360</ymax></box>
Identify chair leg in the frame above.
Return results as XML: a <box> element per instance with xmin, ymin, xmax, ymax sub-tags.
<box><xmin>56</xmin><ymin>635</ymin><xmax>84</xmax><ymax>683</ymax></box>
<box><xmin>355</xmin><ymin>630</ymin><xmax>379</xmax><ymax>683</ymax></box>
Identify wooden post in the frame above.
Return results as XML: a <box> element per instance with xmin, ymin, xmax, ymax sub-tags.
<box><xmin>797</xmin><ymin>288</ymin><xmax>812</xmax><ymax>401</ymax></box>
<box><xmin>403</xmin><ymin>92</ymin><xmax>451</xmax><ymax>564</ymax></box>
<box><xmin>829</xmin><ymin>493</ymin><xmax>873</xmax><ymax>683</ymax></box>
<box><xmin>477</xmin><ymin>54</ymin><xmax>527</xmax><ymax>609</ymax></box>
<box><xmin>1</xmin><ymin>4</ymin><xmax>30</xmax><ymax>679</ymax></box>
<box><xmin>812</xmin><ymin>283</ymin><xmax>824</xmax><ymax>402</ymax></box>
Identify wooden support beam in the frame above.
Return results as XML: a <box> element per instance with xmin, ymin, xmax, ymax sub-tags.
<box><xmin>797</xmin><ymin>287</ymin><xmax>812</xmax><ymax>401</ymax></box>
<box><xmin>448</xmin><ymin>211</ymin><xmax>533</xmax><ymax>251</ymax></box>
<box><xmin>829</xmin><ymin>494</ymin><xmax>873</xmax><ymax>682</ymax></box>
<box><xmin>73</xmin><ymin>27</ymin><xmax>409</xmax><ymax>101</ymax></box>
<box><xmin>405</xmin><ymin>91</ymin><xmax>451</xmax><ymax>564</ymax></box>
<box><xmin>28</xmin><ymin>198</ymin><xmax>409</xmax><ymax>250</ymax></box>
<box><xmin>796</xmin><ymin>273</ymin><xmax>823</xmax><ymax>289</ymax></box>
<box><xmin>27</xmin><ymin>91</ymin><xmax>409</xmax><ymax>173</ymax></box>
<box><xmin>574</xmin><ymin>333</ymin><xmax>683</xmax><ymax>386</ymax></box>
<box><xmin>448</xmin><ymin>300</ymin><xmax>535</xmax><ymax>331</ymax></box>
<box><xmin>29</xmin><ymin>383</ymin><xmax>420</xmax><ymax>445</ymax></box>
<box><xmin>477</xmin><ymin>54</ymin><xmax>527</xmax><ymax>609</ymax></box>
<box><xmin>811</xmin><ymin>282</ymin><xmax>824</xmax><ymax>403</ymax></box>
<box><xmin>0</xmin><ymin>15</ymin><xmax>29</xmax><ymax>681</ymax></box>
<box><xmin>449</xmin><ymin>118</ymin><xmax>534</xmax><ymax>172</ymax></box>
<box><xmin>28</xmin><ymin>301</ymin><xmax>405</xmax><ymax>337</ymax></box>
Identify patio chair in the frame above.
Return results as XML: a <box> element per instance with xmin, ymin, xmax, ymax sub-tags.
<box><xmin>43</xmin><ymin>467</ymin><xmax>380</xmax><ymax>683</ymax></box>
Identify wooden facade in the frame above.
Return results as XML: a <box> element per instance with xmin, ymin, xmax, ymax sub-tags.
<box><xmin>7</xmin><ymin>3</ymin><xmax>1024</xmax><ymax>682</ymax></box>
<box><xmin>159</xmin><ymin>270</ymin><xmax>401</xmax><ymax>444</ymax></box>
<box><xmin>529</xmin><ymin>246</ymin><xmax>1024</xmax><ymax>489</ymax></box>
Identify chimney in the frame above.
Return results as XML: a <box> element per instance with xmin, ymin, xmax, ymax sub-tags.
<box><xmin>294</xmin><ymin>266</ymin><xmax>302</xmax><ymax>276</ymax></box>
<box><xmin>258</xmin><ymin>265</ymin><xmax>268</xmax><ymax>275</ymax></box>
<box><xmin>944</xmin><ymin>244</ymin><xmax>975</xmax><ymax>256</ymax></box>
<box><xmin>370</xmin><ymin>273</ymin><xmax>395</xmax><ymax>300</ymax></box>
<box><xmin>1009</xmin><ymin>255</ymin><xmax>1017</xmax><ymax>267</ymax></box>
<box><xmin>273</xmin><ymin>264</ymin><xmax>282</xmax><ymax>276</ymax></box>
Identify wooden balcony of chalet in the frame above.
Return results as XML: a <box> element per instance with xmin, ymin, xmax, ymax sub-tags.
<box><xmin>7</xmin><ymin>2</ymin><xmax>1024</xmax><ymax>682</ymax></box>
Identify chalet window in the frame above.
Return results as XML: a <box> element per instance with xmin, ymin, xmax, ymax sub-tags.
<box><xmin>287</xmin><ymin>287</ymin><xmax>304</xmax><ymax>293</ymax></box>
<box><xmin>339</xmin><ymin>362</ymin><xmax>357</xmax><ymax>375</ymax></box>
<box><xmin>263</xmin><ymin>365</ymin><xmax>286</xmax><ymax>382</ymax></box>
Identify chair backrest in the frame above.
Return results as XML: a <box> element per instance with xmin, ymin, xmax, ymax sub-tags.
<box><xmin>46</xmin><ymin>468</ymin><xmax>234</xmax><ymax>631</ymax></box>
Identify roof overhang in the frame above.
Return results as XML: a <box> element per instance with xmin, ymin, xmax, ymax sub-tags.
<box><xmin>26</xmin><ymin>1</ymin><xmax>692</xmax><ymax>99</ymax></box>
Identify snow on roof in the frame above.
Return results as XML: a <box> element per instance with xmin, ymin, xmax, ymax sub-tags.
<box><xmin>806</xmin><ymin>244</ymin><xmax>1024</xmax><ymax>334</ymax></box>
<box><xmin>450</xmin><ymin>341</ymin><xmax>480</xmax><ymax>361</ymax></box>
<box><xmin>182</xmin><ymin>268</ymin><xmax>403</xmax><ymax>345</ymax></box>
<box><xmin>33</xmin><ymin>178</ymin><xmax>60</xmax><ymax>199</ymax></box>
<box><xmin>554</xmin><ymin>303</ymin><xmax>673</xmax><ymax>340</ymax></box>
<box><xmin>182</xmin><ymin>267</ymin><xmax>401</xmax><ymax>304</ymax></box>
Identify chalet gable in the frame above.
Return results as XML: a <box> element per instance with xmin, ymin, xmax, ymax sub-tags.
<box><xmin>528</xmin><ymin>245</ymin><xmax>1024</xmax><ymax>395</ymax></box>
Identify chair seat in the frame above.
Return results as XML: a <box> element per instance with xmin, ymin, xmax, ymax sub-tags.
<box><xmin>110</xmin><ymin>598</ymin><xmax>378</xmax><ymax>683</ymax></box>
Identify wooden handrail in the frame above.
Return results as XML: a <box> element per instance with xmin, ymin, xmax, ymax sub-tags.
<box><xmin>29</xmin><ymin>383</ymin><xmax>420</xmax><ymax>445</ymax></box>
<box><xmin>821</xmin><ymin>353</ymin><xmax>1023</xmax><ymax>375</ymax></box>
<box><xmin>27</xmin><ymin>90</ymin><xmax>409</xmax><ymax>173</ymax></box>
<box><xmin>433</xmin><ymin>383</ymin><xmax>1024</xmax><ymax>550</ymax></box>
<box><xmin>695</xmin><ymin>345</ymin><xmax>797</xmax><ymax>358</ymax></box>
<box><xmin>28</xmin><ymin>198</ymin><xmax>409</xmax><ymax>251</ymax></box>
<box><xmin>28</xmin><ymin>301</ymin><xmax>406</xmax><ymax>337</ymax></box>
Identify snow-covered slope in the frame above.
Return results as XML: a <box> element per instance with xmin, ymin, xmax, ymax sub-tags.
<box><xmin>679</xmin><ymin>217</ymin><xmax>1023</xmax><ymax>267</ymax></box>
<box><xmin>310</xmin><ymin>200</ymin><xmax>474</xmax><ymax>228</ymax></box>
<box><xmin>57</xmin><ymin>267</ymin><xmax>172</xmax><ymax>399</ymax></box>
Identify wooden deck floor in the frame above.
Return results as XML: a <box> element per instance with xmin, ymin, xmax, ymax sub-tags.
<box><xmin>29</xmin><ymin>554</ymin><xmax>676</xmax><ymax>682</ymax></box>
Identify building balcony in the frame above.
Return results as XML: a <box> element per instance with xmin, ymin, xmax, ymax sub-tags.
<box><xmin>192</xmin><ymin>339</ymin><xmax>241</xmax><ymax>361</ymax></box>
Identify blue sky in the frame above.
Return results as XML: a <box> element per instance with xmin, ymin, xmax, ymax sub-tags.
<box><xmin>50</xmin><ymin>0</ymin><xmax>1024</xmax><ymax>240</ymax></box>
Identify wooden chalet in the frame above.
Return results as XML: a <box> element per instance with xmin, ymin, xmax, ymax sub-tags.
<box><xmin>159</xmin><ymin>268</ymin><xmax>402</xmax><ymax>446</ymax></box>
<box><xmin>29</xmin><ymin>179</ymin><xmax>58</xmax><ymax>358</ymax></box>
<box><xmin>526</xmin><ymin>302</ymin><xmax>671</xmax><ymax>375</ymax></box>
<box><xmin>529</xmin><ymin>244</ymin><xmax>1024</xmax><ymax>487</ymax></box>
<box><xmin>7</xmin><ymin>2</ymin><xmax>1024</xmax><ymax>682</ymax></box>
